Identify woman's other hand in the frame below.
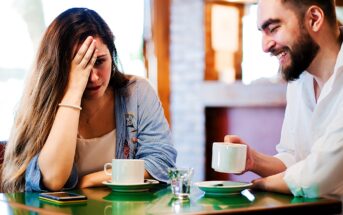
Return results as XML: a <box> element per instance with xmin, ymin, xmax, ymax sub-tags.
<box><xmin>79</xmin><ymin>170</ymin><xmax>111</xmax><ymax>188</ymax></box>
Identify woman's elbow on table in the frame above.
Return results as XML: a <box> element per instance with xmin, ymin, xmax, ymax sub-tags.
<box><xmin>41</xmin><ymin>174</ymin><xmax>70</xmax><ymax>191</ymax></box>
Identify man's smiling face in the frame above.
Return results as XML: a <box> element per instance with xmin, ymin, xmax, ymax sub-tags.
<box><xmin>257</xmin><ymin>0</ymin><xmax>319</xmax><ymax>81</ymax></box>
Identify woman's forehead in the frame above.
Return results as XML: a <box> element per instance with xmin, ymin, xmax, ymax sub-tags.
<box><xmin>72</xmin><ymin>36</ymin><xmax>109</xmax><ymax>57</ymax></box>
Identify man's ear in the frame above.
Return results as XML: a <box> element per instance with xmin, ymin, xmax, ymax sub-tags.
<box><xmin>306</xmin><ymin>6</ymin><xmax>324</xmax><ymax>32</ymax></box>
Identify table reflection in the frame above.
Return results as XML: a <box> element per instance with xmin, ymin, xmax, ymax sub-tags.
<box><xmin>0</xmin><ymin>185</ymin><xmax>340</xmax><ymax>215</ymax></box>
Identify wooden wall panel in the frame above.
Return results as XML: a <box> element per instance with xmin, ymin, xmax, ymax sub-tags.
<box><xmin>205</xmin><ymin>106</ymin><xmax>285</xmax><ymax>182</ymax></box>
<box><xmin>205</xmin><ymin>108</ymin><xmax>230</xmax><ymax>181</ymax></box>
<box><xmin>150</xmin><ymin>0</ymin><xmax>171</xmax><ymax>123</ymax></box>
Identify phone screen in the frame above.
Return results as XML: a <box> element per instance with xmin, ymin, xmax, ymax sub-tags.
<box><xmin>39</xmin><ymin>192</ymin><xmax>87</xmax><ymax>201</ymax></box>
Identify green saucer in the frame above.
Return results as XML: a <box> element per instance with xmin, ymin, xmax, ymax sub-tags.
<box><xmin>195</xmin><ymin>181</ymin><xmax>252</xmax><ymax>196</ymax></box>
<box><xmin>103</xmin><ymin>179</ymin><xmax>159</xmax><ymax>192</ymax></box>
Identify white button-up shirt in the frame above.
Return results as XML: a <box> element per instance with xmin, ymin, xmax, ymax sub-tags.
<box><xmin>275</xmin><ymin>43</ymin><xmax>343</xmax><ymax>198</ymax></box>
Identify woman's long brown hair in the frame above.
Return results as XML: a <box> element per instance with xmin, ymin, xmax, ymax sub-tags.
<box><xmin>1</xmin><ymin>8</ymin><xmax>128</xmax><ymax>192</ymax></box>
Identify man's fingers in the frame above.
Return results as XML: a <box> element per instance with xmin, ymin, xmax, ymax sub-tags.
<box><xmin>251</xmin><ymin>178</ymin><xmax>265</xmax><ymax>190</ymax></box>
<box><xmin>224</xmin><ymin>135</ymin><xmax>243</xmax><ymax>143</ymax></box>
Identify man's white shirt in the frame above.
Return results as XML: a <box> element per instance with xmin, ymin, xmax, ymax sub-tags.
<box><xmin>275</xmin><ymin>43</ymin><xmax>343</xmax><ymax>198</ymax></box>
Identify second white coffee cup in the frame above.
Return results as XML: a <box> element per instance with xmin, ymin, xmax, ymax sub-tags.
<box><xmin>211</xmin><ymin>142</ymin><xmax>247</xmax><ymax>173</ymax></box>
<box><xmin>104</xmin><ymin>159</ymin><xmax>145</xmax><ymax>184</ymax></box>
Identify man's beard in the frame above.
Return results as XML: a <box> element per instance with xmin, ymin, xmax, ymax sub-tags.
<box><xmin>275</xmin><ymin>28</ymin><xmax>320</xmax><ymax>82</ymax></box>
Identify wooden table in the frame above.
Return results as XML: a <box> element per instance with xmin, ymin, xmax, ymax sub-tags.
<box><xmin>0</xmin><ymin>185</ymin><xmax>341</xmax><ymax>214</ymax></box>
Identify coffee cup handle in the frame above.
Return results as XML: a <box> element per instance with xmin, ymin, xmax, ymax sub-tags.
<box><xmin>104</xmin><ymin>163</ymin><xmax>112</xmax><ymax>176</ymax></box>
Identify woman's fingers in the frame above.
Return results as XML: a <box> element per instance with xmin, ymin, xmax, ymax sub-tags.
<box><xmin>74</xmin><ymin>36</ymin><xmax>94</xmax><ymax>64</ymax></box>
<box><xmin>86</xmin><ymin>49</ymin><xmax>98</xmax><ymax>70</ymax></box>
<box><xmin>80</xmin><ymin>40</ymin><xmax>97</xmax><ymax>69</ymax></box>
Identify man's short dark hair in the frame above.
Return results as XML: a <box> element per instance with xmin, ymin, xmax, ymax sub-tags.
<box><xmin>281</xmin><ymin>0</ymin><xmax>337</xmax><ymax>26</ymax></box>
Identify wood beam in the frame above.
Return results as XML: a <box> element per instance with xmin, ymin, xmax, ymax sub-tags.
<box><xmin>151</xmin><ymin>0</ymin><xmax>171</xmax><ymax>123</ymax></box>
<box><xmin>337</xmin><ymin>0</ymin><xmax>343</xmax><ymax>6</ymax></box>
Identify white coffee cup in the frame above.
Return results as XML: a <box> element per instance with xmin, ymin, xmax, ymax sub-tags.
<box><xmin>211</xmin><ymin>142</ymin><xmax>247</xmax><ymax>173</ymax></box>
<box><xmin>104</xmin><ymin>159</ymin><xmax>145</xmax><ymax>184</ymax></box>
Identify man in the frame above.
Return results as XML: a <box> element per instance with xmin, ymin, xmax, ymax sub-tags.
<box><xmin>225</xmin><ymin>0</ymin><xmax>343</xmax><ymax>198</ymax></box>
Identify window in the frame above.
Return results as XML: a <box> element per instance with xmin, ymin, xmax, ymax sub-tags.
<box><xmin>204</xmin><ymin>2</ymin><xmax>280</xmax><ymax>84</ymax></box>
<box><xmin>242</xmin><ymin>4</ymin><xmax>280</xmax><ymax>84</ymax></box>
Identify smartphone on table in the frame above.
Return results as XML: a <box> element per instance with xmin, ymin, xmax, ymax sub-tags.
<box><xmin>39</xmin><ymin>192</ymin><xmax>87</xmax><ymax>205</ymax></box>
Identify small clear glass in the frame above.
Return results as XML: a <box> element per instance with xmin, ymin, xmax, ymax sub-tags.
<box><xmin>168</xmin><ymin>167</ymin><xmax>194</xmax><ymax>200</ymax></box>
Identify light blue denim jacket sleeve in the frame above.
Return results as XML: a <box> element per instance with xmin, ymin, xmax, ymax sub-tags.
<box><xmin>120</xmin><ymin>77</ymin><xmax>177</xmax><ymax>182</ymax></box>
<box><xmin>25</xmin><ymin>155</ymin><xmax>78</xmax><ymax>192</ymax></box>
<box><xmin>25</xmin><ymin>76</ymin><xmax>176</xmax><ymax>191</ymax></box>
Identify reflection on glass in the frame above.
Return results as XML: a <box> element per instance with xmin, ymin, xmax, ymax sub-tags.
<box><xmin>169</xmin><ymin>198</ymin><xmax>191</xmax><ymax>214</ymax></box>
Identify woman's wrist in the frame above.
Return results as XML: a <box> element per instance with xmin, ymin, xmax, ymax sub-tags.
<box><xmin>58</xmin><ymin>103</ymin><xmax>82</xmax><ymax>110</ymax></box>
<box><xmin>60</xmin><ymin>89</ymin><xmax>83</xmax><ymax>107</ymax></box>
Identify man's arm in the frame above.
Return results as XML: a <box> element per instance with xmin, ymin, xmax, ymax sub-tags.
<box><xmin>223</xmin><ymin>135</ymin><xmax>291</xmax><ymax>194</ymax></box>
<box><xmin>224</xmin><ymin>135</ymin><xmax>287</xmax><ymax>177</ymax></box>
<box><xmin>251</xmin><ymin>149</ymin><xmax>287</xmax><ymax>177</ymax></box>
<box><xmin>252</xmin><ymin>172</ymin><xmax>291</xmax><ymax>194</ymax></box>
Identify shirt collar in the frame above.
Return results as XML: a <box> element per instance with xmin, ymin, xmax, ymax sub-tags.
<box><xmin>316</xmin><ymin>41</ymin><xmax>343</xmax><ymax>104</ymax></box>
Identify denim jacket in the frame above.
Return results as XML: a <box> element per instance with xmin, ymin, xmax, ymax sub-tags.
<box><xmin>25</xmin><ymin>76</ymin><xmax>177</xmax><ymax>191</ymax></box>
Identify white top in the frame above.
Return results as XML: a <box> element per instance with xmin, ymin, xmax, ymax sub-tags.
<box><xmin>76</xmin><ymin>129</ymin><xmax>116</xmax><ymax>178</ymax></box>
<box><xmin>275</xmin><ymin>43</ymin><xmax>343</xmax><ymax>198</ymax></box>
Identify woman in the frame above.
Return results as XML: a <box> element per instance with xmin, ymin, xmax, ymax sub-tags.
<box><xmin>1</xmin><ymin>7</ymin><xmax>177</xmax><ymax>192</ymax></box>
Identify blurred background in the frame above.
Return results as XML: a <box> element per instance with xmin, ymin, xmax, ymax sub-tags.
<box><xmin>1</xmin><ymin>0</ymin><xmax>343</xmax><ymax>183</ymax></box>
